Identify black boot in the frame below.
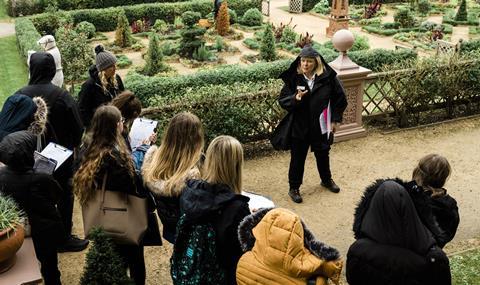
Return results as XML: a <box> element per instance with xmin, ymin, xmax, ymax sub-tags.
<box><xmin>321</xmin><ymin>179</ymin><xmax>341</xmax><ymax>193</ymax></box>
<box><xmin>57</xmin><ymin>235</ymin><xmax>89</xmax><ymax>253</ymax></box>
<box><xmin>288</xmin><ymin>188</ymin><xmax>303</xmax><ymax>203</ymax></box>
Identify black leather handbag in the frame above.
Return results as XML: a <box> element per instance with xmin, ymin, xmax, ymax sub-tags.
<box><xmin>270</xmin><ymin>113</ymin><xmax>293</xmax><ymax>151</ymax></box>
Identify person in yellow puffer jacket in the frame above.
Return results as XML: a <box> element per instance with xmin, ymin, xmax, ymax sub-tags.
<box><xmin>236</xmin><ymin>208</ymin><xmax>343</xmax><ymax>285</ymax></box>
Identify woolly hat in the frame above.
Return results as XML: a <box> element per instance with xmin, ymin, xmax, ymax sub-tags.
<box><xmin>299</xmin><ymin>45</ymin><xmax>320</xmax><ymax>58</ymax></box>
<box><xmin>37</xmin><ymin>35</ymin><xmax>56</xmax><ymax>50</ymax></box>
<box><xmin>95</xmin><ymin>45</ymin><xmax>117</xmax><ymax>72</ymax></box>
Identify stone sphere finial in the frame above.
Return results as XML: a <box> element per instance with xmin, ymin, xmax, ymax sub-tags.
<box><xmin>332</xmin><ymin>29</ymin><xmax>355</xmax><ymax>52</ymax></box>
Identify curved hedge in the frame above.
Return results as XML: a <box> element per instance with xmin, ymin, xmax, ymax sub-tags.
<box><xmin>29</xmin><ymin>0</ymin><xmax>261</xmax><ymax>32</ymax></box>
<box><xmin>15</xmin><ymin>18</ymin><xmax>41</xmax><ymax>59</ymax></box>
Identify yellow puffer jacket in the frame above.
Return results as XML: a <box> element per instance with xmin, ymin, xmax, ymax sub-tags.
<box><xmin>236</xmin><ymin>208</ymin><xmax>342</xmax><ymax>285</ymax></box>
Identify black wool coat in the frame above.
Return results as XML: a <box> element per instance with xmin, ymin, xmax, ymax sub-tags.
<box><xmin>78</xmin><ymin>65</ymin><xmax>125</xmax><ymax>128</ymax></box>
<box><xmin>277</xmin><ymin>56</ymin><xmax>347</xmax><ymax>151</ymax></box>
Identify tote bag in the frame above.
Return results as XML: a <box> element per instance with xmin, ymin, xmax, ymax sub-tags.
<box><xmin>270</xmin><ymin>113</ymin><xmax>293</xmax><ymax>151</ymax></box>
<box><xmin>82</xmin><ymin>173</ymin><xmax>148</xmax><ymax>245</ymax></box>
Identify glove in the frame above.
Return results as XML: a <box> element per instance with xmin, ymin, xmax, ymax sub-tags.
<box><xmin>319</xmin><ymin>259</ymin><xmax>343</xmax><ymax>285</ymax></box>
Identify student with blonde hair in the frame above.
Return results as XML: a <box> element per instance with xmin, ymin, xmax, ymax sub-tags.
<box><xmin>141</xmin><ymin>112</ymin><xmax>204</xmax><ymax>243</ymax></box>
<box><xmin>172</xmin><ymin>135</ymin><xmax>250</xmax><ymax>285</ymax></box>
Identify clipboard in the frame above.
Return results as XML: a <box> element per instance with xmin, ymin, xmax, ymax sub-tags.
<box><xmin>38</xmin><ymin>143</ymin><xmax>73</xmax><ymax>171</ymax></box>
<box><xmin>33</xmin><ymin>151</ymin><xmax>57</xmax><ymax>175</ymax></box>
<box><xmin>242</xmin><ymin>191</ymin><xmax>275</xmax><ymax>211</ymax></box>
<box><xmin>129</xmin><ymin>118</ymin><xmax>158</xmax><ymax>149</ymax></box>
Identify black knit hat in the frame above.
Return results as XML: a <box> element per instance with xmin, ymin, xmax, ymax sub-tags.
<box><xmin>95</xmin><ymin>45</ymin><xmax>117</xmax><ymax>72</ymax></box>
<box><xmin>299</xmin><ymin>45</ymin><xmax>320</xmax><ymax>58</ymax></box>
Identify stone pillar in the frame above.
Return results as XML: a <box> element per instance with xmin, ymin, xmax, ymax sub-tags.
<box><xmin>326</xmin><ymin>0</ymin><xmax>349</xmax><ymax>37</ymax></box>
<box><xmin>329</xmin><ymin>30</ymin><xmax>371</xmax><ymax>142</ymax></box>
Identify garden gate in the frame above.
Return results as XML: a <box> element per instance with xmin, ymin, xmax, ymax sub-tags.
<box><xmin>262</xmin><ymin>0</ymin><xmax>270</xmax><ymax>16</ymax></box>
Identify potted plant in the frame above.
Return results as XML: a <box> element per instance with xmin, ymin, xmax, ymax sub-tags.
<box><xmin>0</xmin><ymin>194</ymin><xmax>25</xmax><ymax>273</ymax></box>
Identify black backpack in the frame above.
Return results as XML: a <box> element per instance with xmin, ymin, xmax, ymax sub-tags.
<box><xmin>170</xmin><ymin>214</ymin><xmax>226</xmax><ymax>285</ymax></box>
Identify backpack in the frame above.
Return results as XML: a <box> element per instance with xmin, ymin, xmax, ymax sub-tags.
<box><xmin>170</xmin><ymin>214</ymin><xmax>226</xmax><ymax>285</ymax></box>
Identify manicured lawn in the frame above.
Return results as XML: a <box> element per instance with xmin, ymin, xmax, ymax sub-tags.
<box><xmin>0</xmin><ymin>36</ymin><xmax>28</xmax><ymax>107</ymax></box>
<box><xmin>0</xmin><ymin>0</ymin><xmax>9</xmax><ymax>20</ymax></box>
<box><xmin>451</xmin><ymin>248</ymin><xmax>480</xmax><ymax>285</ymax></box>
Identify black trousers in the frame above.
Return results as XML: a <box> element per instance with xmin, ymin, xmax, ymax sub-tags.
<box><xmin>32</xmin><ymin>238</ymin><xmax>61</xmax><ymax>285</ymax></box>
<box><xmin>54</xmin><ymin>161</ymin><xmax>74</xmax><ymax>236</ymax></box>
<box><xmin>116</xmin><ymin>244</ymin><xmax>146</xmax><ymax>285</ymax></box>
<box><xmin>289</xmin><ymin>138</ymin><xmax>331</xmax><ymax>189</ymax></box>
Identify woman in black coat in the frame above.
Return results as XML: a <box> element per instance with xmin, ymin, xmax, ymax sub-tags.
<box><xmin>274</xmin><ymin>45</ymin><xmax>347</xmax><ymax>203</ymax></box>
<box><xmin>78</xmin><ymin>45</ymin><xmax>124</xmax><ymax>128</ymax></box>
<box><xmin>73</xmin><ymin>105</ymin><xmax>146</xmax><ymax>285</ymax></box>
<box><xmin>0</xmin><ymin>131</ymin><xmax>66</xmax><ymax>285</ymax></box>
<box><xmin>346</xmin><ymin>180</ymin><xmax>451</xmax><ymax>285</ymax></box>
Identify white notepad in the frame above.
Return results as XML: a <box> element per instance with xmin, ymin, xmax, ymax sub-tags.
<box><xmin>129</xmin><ymin>118</ymin><xmax>158</xmax><ymax>149</ymax></box>
<box><xmin>40</xmin><ymin>143</ymin><xmax>73</xmax><ymax>171</ymax></box>
<box><xmin>242</xmin><ymin>191</ymin><xmax>275</xmax><ymax>211</ymax></box>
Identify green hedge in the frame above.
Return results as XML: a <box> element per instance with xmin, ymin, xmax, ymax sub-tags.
<box><xmin>127</xmin><ymin>48</ymin><xmax>417</xmax><ymax>106</ymax></box>
<box><xmin>460</xmin><ymin>39</ymin><xmax>480</xmax><ymax>53</ymax></box>
<box><xmin>15</xmin><ymin>18</ymin><xmax>41</xmax><ymax>59</ymax></box>
<box><xmin>29</xmin><ymin>0</ymin><xmax>260</xmax><ymax>32</ymax></box>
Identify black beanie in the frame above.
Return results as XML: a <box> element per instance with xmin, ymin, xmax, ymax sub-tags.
<box><xmin>299</xmin><ymin>45</ymin><xmax>320</xmax><ymax>58</ymax></box>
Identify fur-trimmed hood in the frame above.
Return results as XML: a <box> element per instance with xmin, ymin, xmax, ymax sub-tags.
<box><xmin>0</xmin><ymin>94</ymin><xmax>47</xmax><ymax>143</ymax></box>
<box><xmin>238</xmin><ymin>207</ymin><xmax>340</xmax><ymax>261</ymax></box>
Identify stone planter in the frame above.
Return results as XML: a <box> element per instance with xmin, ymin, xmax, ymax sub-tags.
<box><xmin>0</xmin><ymin>225</ymin><xmax>25</xmax><ymax>273</ymax></box>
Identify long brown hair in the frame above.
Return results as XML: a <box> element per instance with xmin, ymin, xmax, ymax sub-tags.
<box><xmin>203</xmin><ymin>135</ymin><xmax>243</xmax><ymax>194</ymax></box>
<box><xmin>74</xmin><ymin>105</ymin><xmax>134</xmax><ymax>204</ymax></box>
<box><xmin>110</xmin><ymin>90</ymin><xmax>142</xmax><ymax>135</ymax></box>
<box><xmin>412</xmin><ymin>154</ymin><xmax>451</xmax><ymax>189</ymax></box>
<box><xmin>142</xmin><ymin>112</ymin><xmax>204</xmax><ymax>196</ymax></box>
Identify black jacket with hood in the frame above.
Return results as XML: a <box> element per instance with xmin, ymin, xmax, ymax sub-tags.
<box><xmin>17</xmin><ymin>52</ymin><xmax>83</xmax><ymax>153</ymax></box>
<box><xmin>180</xmin><ymin>179</ymin><xmax>250</xmax><ymax>285</ymax></box>
<box><xmin>78</xmin><ymin>65</ymin><xmax>124</xmax><ymax>128</ymax></box>
<box><xmin>277</xmin><ymin>55</ymin><xmax>348</xmax><ymax>151</ymax></box>
<box><xmin>0</xmin><ymin>131</ymin><xmax>66</xmax><ymax>246</ymax></box>
<box><xmin>347</xmin><ymin>180</ymin><xmax>451</xmax><ymax>285</ymax></box>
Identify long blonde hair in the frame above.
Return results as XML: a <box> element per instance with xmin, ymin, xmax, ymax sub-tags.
<box><xmin>99</xmin><ymin>70</ymin><xmax>118</xmax><ymax>94</ymax></box>
<box><xmin>74</xmin><ymin>106</ymin><xmax>134</xmax><ymax>204</ymax></box>
<box><xmin>142</xmin><ymin>112</ymin><xmax>204</xmax><ymax>196</ymax></box>
<box><xmin>297</xmin><ymin>56</ymin><xmax>324</xmax><ymax>76</ymax></box>
<box><xmin>203</xmin><ymin>135</ymin><xmax>243</xmax><ymax>194</ymax></box>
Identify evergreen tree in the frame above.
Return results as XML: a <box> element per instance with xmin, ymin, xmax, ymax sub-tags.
<box><xmin>455</xmin><ymin>0</ymin><xmax>467</xmax><ymax>21</ymax></box>
<box><xmin>80</xmin><ymin>228</ymin><xmax>133</xmax><ymax>285</ymax></box>
<box><xmin>216</xmin><ymin>1</ymin><xmax>230</xmax><ymax>36</ymax></box>
<box><xmin>260</xmin><ymin>23</ymin><xmax>276</xmax><ymax>62</ymax></box>
<box><xmin>143</xmin><ymin>32</ymin><xmax>166</xmax><ymax>76</ymax></box>
<box><xmin>55</xmin><ymin>23</ymin><xmax>94</xmax><ymax>92</ymax></box>
<box><xmin>179</xmin><ymin>11</ymin><xmax>206</xmax><ymax>58</ymax></box>
<box><xmin>115</xmin><ymin>12</ymin><xmax>133</xmax><ymax>48</ymax></box>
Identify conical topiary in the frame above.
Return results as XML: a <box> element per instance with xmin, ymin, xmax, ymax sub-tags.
<box><xmin>143</xmin><ymin>32</ymin><xmax>167</xmax><ymax>75</ymax></box>
<box><xmin>115</xmin><ymin>12</ymin><xmax>133</xmax><ymax>48</ymax></box>
<box><xmin>216</xmin><ymin>1</ymin><xmax>230</xmax><ymax>36</ymax></box>
<box><xmin>80</xmin><ymin>228</ymin><xmax>133</xmax><ymax>285</ymax></box>
<box><xmin>455</xmin><ymin>0</ymin><xmax>467</xmax><ymax>21</ymax></box>
<box><xmin>260</xmin><ymin>23</ymin><xmax>276</xmax><ymax>62</ymax></box>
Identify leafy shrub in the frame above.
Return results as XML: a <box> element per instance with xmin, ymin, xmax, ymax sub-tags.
<box><xmin>460</xmin><ymin>39</ymin><xmax>480</xmax><ymax>53</ymax></box>
<box><xmin>182</xmin><ymin>10</ymin><xmax>201</xmax><ymax>26</ymax></box>
<box><xmin>417</xmin><ymin>0</ymin><xmax>431</xmax><ymax>15</ymax></box>
<box><xmin>349</xmin><ymin>48</ymin><xmax>417</xmax><ymax>71</ymax></box>
<box><xmin>131</xmin><ymin>42</ymin><xmax>143</xmax><ymax>51</ymax></box>
<box><xmin>455</xmin><ymin>0</ymin><xmax>467</xmax><ymax>21</ymax></box>
<box><xmin>131</xmin><ymin>18</ymin><xmax>151</xmax><ymax>33</ymax></box>
<box><xmin>323</xmin><ymin>33</ymin><xmax>370</xmax><ymax>52</ymax></box>
<box><xmin>260</xmin><ymin>24</ymin><xmax>276</xmax><ymax>61</ymax></box>
<box><xmin>117</xmin><ymin>54</ymin><xmax>132</xmax><ymax>68</ymax></box>
<box><xmin>214</xmin><ymin>36</ymin><xmax>224</xmax><ymax>51</ymax></box>
<box><xmin>383</xmin><ymin>22</ymin><xmax>400</xmax><ymax>29</ymax></box>
<box><xmin>192</xmin><ymin>44</ymin><xmax>214</xmax><ymax>61</ymax></box>
<box><xmin>179</xmin><ymin>11</ymin><xmax>205</xmax><ymax>57</ymax></box>
<box><xmin>280</xmin><ymin>26</ymin><xmax>297</xmax><ymax>44</ymax></box>
<box><xmin>143</xmin><ymin>32</ymin><xmax>168</xmax><ymax>75</ymax></box>
<box><xmin>357</xmin><ymin>17</ymin><xmax>382</xmax><ymax>26</ymax></box>
<box><xmin>15</xmin><ymin>18</ymin><xmax>41</xmax><ymax>59</ymax></box>
<box><xmin>75</xmin><ymin>21</ymin><xmax>96</xmax><ymax>38</ymax></box>
<box><xmin>80</xmin><ymin>228</ymin><xmax>133</xmax><ymax>285</ymax></box>
<box><xmin>7</xmin><ymin>0</ymin><xmax>40</xmax><ymax>17</ymax></box>
<box><xmin>228</xmin><ymin>8</ymin><xmax>237</xmax><ymax>24</ymax></box>
<box><xmin>241</xmin><ymin>8</ymin><xmax>263</xmax><ymax>26</ymax></box>
<box><xmin>312</xmin><ymin>0</ymin><xmax>330</xmax><ymax>15</ymax></box>
<box><xmin>161</xmin><ymin>40</ymin><xmax>177</xmax><ymax>56</ymax></box>
<box><xmin>115</xmin><ymin>12</ymin><xmax>134</xmax><ymax>47</ymax></box>
<box><xmin>243</xmin><ymin>38</ymin><xmax>260</xmax><ymax>49</ymax></box>
<box><xmin>152</xmin><ymin>19</ymin><xmax>168</xmax><ymax>33</ymax></box>
<box><xmin>394</xmin><ymin>8</ymin><xmax>416</xmax><ymax>28</ymax></box>
<box><xmin>302</xmin><ymin>0</ymin><xmax>320</xmax><ymax>12</ymax></box>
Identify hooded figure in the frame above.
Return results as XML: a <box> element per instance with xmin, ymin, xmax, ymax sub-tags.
<box><xmin>0</xmin><ymin>130</ymin><xmax>66</xmax><ymax>285</ymax></box>
<box><xmin>346</xmin><ymin>180</ymin><xmax>451</xmax><ymax>285</ymax></box>
<box><xmin>78</xmin><ymin>45</ymin><xmax>124</xmax><ymax>128</ymax></box>
<box><xmin>236</xmin><ymin>208</ymin><xmax>342</xmax><ymax>285</ymax></box>
<box><xmin>0</xmin><ymin>93</ymin><xmax>47</xmax><ymax>143</ymax></box>
<box><xmin>17</xmin><ymin>52</ymin><xmax>87</xmax><ymax>252</ymax></box>
<box><xmin>37</xmin><ymin>35</ymin><xmax>64</xmax><ymax>88</ymax></box>
<box><xmin>272</xmin><ymin>45</ymin><xmax>348</xmax><ymax>203</ymax></box>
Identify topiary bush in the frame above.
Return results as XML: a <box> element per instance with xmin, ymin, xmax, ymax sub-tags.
<box><xmin>114</xmin><ymin>12</ymin><xmax>134</xmax><ymax>47</ymax></box>
<box><xmin>179</xmin><ymin>11</ymin><xmax>206</xmax><ymax>57</ymax></box>
<box><xmin>75</xmin><ymin>21</ymin><xmax>96</xmax><ymax>38</ymax></box>
<box><xmin>80</xmin><ymin>228</ymin><xmax>133</xmax><ymax>285</ymax></box>
<box><xmin>302</xmin><ymin>0</ymin><xmax>320</xmax><ymax>12</ymax></box>
<box><xmin>260</xmin><ymin>23</ymin><xmax>276</xmax><ymax>61</ymax></box>
<box><xmin>152</xmin><ymin>19</ymin><xmax>168</xmax><ymax>33</ymax></box>
<box><xmin>117</xmin><ymin>54</ymin><xmax>133</xmax><ymax>68</ymax></box>
<box><xmin>228</xmin><ymin>8</ymin><xmax>237</xmax><ymax>24</ymax></box>
<box><xmin>312</xmin><ymin>0</ymin><xmax>330</xmax><ymax>15</ymax></box>
<box><xmin>455</xmin><ymin>0</ymin><xmax>467</xmax><ymax>21</ymax></box>
<box><xmin>417</xmin><ymin>0</ymin><xmax>431</xmax><ymax>15</ymax></box>
<box><xmin>394</xmin><ymin>8</ymin><xmax>416</xmax><ymax>28</ymax></box>
<box><xmin>216</xmin><ymin>1</ymin><xmax>230</xmax><ymax>36</ymax></box>
<box><xmin>241</xmin><ymin>8</ymin><xmax>263</xmax><ymax>26</ymax></box>
<box><xmin>323</xmin><ymin>33</ymin><xmax>370</xmax><ymax>52</ymax></box>
<box><xmin>143</xmin><ymin>32</ymin><xmax>169</xmax><ymax>75</ymax></box>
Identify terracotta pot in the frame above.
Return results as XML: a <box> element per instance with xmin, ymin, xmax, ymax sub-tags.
<box><xmin>0</xmin><ymin>225</ymin><xmax>25</xmax><ymax>273</ymax></box>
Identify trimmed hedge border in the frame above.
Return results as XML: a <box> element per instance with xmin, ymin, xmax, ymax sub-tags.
<box><xmin>29</xmin><ymin>0</ymin><xmax>261</xmax><ymax>33</ymax></box>
<box><xmin>15</xmin><ymin>18</ymin><xmax>41</xmax><ymax>59</ymax></box>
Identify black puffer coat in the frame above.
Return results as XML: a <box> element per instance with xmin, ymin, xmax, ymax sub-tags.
<box><xmin>347</xmin><ymin>180</ymin><xmax>451</xmax><ymax>285</ymax></box>
<box><xmin>78</xmin><ymin>65</ymin><xmax>124</xmax><ymax>128</ymax></box>
<box><xmin>180</xmin><ymin>180</ymin><xmax>250</xmax><ymax>285</ymax></box>
<box><xmin>278</xmin><ymin>56</ymin><xmax>347</xmax><ymax>150</ymax></box>
<box><xmin>0</xmin><ymin>131</ymin><xmax>66</xmax><ymax>245</ymax></box>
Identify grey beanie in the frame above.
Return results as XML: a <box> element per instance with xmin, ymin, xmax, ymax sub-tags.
<box><xmin>95</xmin><ymin>45</ymin><xmax>117</xmax><ymax>72</ymax></box>
<box><xmin>299</xmin><ymin>45</ymin><xmax>320</xmax><ymax>58</ymax></box>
